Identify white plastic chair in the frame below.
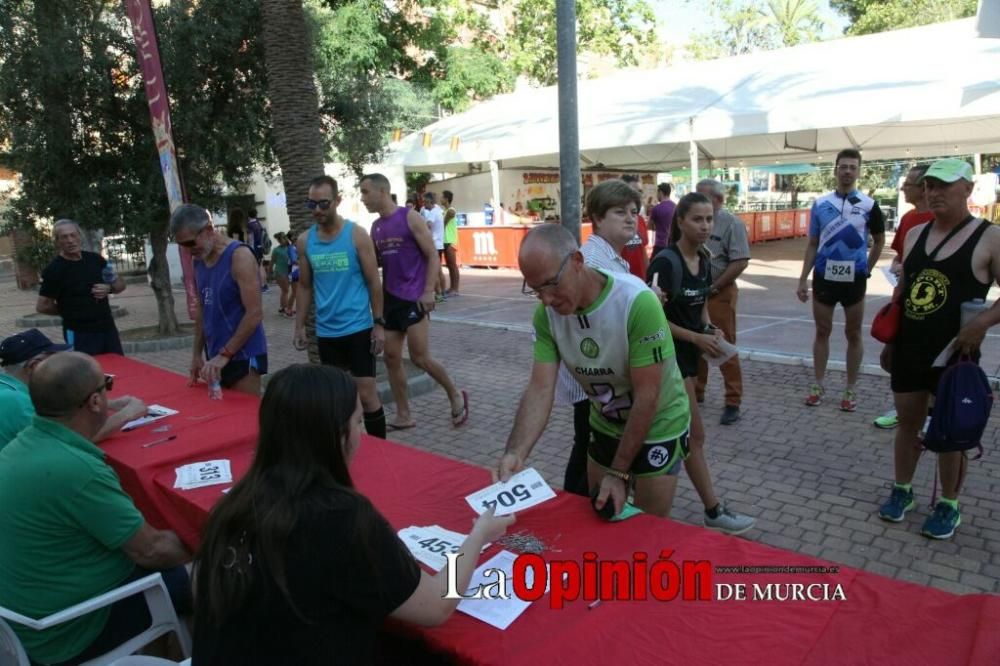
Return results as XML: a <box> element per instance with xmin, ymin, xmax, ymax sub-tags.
<box><xmin>0</xmin><ymin>573</ymin><xmax>190</xmax><ymax>666</ymax></box>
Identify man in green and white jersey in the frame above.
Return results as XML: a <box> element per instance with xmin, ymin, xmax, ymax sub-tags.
<box><xmin>497</xmin><ymin>224</ymin><xmax>690</xmax><ymax>517</ymax></box>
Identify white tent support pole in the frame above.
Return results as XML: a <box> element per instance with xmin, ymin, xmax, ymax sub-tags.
<box><xmin>489</xmin><ymin>160</ymin><xmax>501</xmax><ymax>212</ymax></box>
<box><xmin>974</xmin><ymin>153</ymin><xmax>982</xmax><ymax>174</ymax></box>
<box><xmin>689</xmin><ymin>117</ymin><xmax>698</xmax><ymax>191</ymax></box>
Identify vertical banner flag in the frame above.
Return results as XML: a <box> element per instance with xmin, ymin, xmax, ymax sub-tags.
<box><xmin>123</xmin><ymin>0</ymin><xmax>198</xmax><ymax>319</ymax></box>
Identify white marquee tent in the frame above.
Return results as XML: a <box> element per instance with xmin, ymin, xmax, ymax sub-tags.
<box><xmin>385</xmin><ymin>16</ymin><xmax>1000</xmax><ymax>178</ymax></box>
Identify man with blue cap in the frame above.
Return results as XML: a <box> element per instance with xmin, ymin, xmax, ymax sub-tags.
<box><xmin>0</xmin><ymin>329</ymin><xmax>146</xmax><ymax>449</ymax></box>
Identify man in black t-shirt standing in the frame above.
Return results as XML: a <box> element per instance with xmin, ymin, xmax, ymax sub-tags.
<box><xmin>36</xmin><ymin>219</ymin><xmax>126</xmax><ymax>355</ymax></box>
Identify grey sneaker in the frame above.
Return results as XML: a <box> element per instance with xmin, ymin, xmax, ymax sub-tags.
<box><xmin>704</xmin><ymin>503</ymin><xmax>755</xmax><ymax>536</ymax></box>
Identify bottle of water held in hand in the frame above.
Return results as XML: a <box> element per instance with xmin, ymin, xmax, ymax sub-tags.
<box><xmin>102</xmin><ymin>264</ymin><xmax>117</xmax><ymax>285</ymax></box>
<box><xmin>960</xmin><ymin>298</ymin><xmax>988</xmax><ymax>328</ymax></box>
<box><xmin>208</xmin><ymin>379</ymin><xmax>223</xmax><ymax>401</ymax></box>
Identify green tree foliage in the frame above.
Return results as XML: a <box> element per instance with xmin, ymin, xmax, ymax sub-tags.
<box><xmin>831</xmin><ymin>0</ymin><xmax>978</xmax><ymax>35</ymax></box>
<box><xmin>0</xmin><ymin>0</ymin><xmax>271</xmax><ymax>332</ymax></box>
<box><xmin>508</xmin><ymin>0</ymin><xmax>657</xmax><ymax>85</ymax></box>
<box><xmin>686</xmin><ymin>0</ymin><xmax>825</xmax><ymax>60</ymax></box>
<box><xmin>432</xmin><ymin>46</ymin><xmax>514</xmax><ymax>113</ymax></box>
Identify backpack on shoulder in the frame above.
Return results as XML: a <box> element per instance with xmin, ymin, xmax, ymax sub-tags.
<box><xmin>923</xmin><ymin>358</ymin><xmax>994</xmax><ymax>454</ymax></box>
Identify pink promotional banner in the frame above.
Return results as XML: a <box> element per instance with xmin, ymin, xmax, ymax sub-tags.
<box><xmin>123</xmin><ymin>0</ymin><xmax>198</xmax><ymax>320</ymax></box>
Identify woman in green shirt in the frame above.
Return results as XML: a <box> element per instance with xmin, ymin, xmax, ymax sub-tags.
<box><xmin>271</xmin><ymin>233</ymin><xmax>292</xmax><ymax>316</ymax></box>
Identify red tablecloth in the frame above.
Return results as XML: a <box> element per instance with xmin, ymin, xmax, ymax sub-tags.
<box><xmin>97</xmin><ymin>356</ymin><xmax>1000</xmax><ymax>665</ymax></box>
<box><xmin>96</xmin><ymin>354</ymin><xmax>260</xmax><ymax>545</ymax></box>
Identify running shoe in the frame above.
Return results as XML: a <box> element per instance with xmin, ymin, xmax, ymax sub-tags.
<box><xmin>878</xmin><ymin>485</ymin><xmax>915</xmax><ymax>522</ymax></box>
<box><xmin>840</xmin><ymin>389</ymin><xmax>857</xmax><ymax>412</ymax></box>
<box><xmin>804</xmin><ymin>384</ymin><xmax>824</xmax><ymax>406</ymax></box>
<box><xmin>873</xmin><ymin>410</ymin><xmax>898</xmax><ymax>429</ymax></box>
<box><xmin>921</xmin><ymin>501</ymin><xmax>961</xmax><ymax>540</ymax></box>
<box><xmin>704</xmin><ymin>503</ymin><xmax>755</xmax><ymax>536</ymax></box>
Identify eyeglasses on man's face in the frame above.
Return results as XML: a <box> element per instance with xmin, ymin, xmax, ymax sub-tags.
<box><xmin>176</xmin><ymin>223</ymin><xmax>209</xmax><ymax>248</ymax></box>
<box><xmin>305</xmin><ymin>199</ymin><xmax>333</xmax><ymax>211</ymax></box>
<box><xmin>522</xmin><ymin>252</ymin><xmax>575</xmax><ymax>297</ymax></box>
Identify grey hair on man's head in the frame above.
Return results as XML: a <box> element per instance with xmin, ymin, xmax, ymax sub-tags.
<box><xmin>521</xmin><ymin>222</ymin><xmax>579</xmax><ymax>259</ymax></box>
<box><xmin>696</xmin><ymin>179</ymin><xmax>725</xmax><ymax>199</ymax></box>
<box><xmin>169</xmin><ymin>203</ymin><xmax>211</xmax><ymax>237</ymax></box>
<box><xmin>52</xmin><ymin>219</ymin><xmax>83</xmax><ymax>239</ymax></box>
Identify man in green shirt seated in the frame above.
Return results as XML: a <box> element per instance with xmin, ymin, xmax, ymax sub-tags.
<box><xmin>0</xmin><ymin>352</ymin><xmax>191</xmax><ymax>665</ymax></box>
<box><xmin>496</xmin><ymin>224</ymin><xmax>691</xmax><ymax>518</ymax></box>
<box><xmin>0</xmin><ymin>329</ymin><xmax>148</xmax><ymax>451</ymax></box>
<box><xmin>0</xmin><ymin>329</ymin><xmax>69</xmax><ymax>450</ymax></box>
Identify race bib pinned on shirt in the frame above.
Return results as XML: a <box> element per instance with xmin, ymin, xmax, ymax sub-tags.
<box><xmin>824</xmin><ymin>260</ymin><xmax>855</xmax><ymax>283</ymax></box>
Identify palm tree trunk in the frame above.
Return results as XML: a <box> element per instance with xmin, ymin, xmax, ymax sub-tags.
<box><xmin>261</xmin><ymin>0</ymin><xmax>324</xmax><ymax>362</ymax></box>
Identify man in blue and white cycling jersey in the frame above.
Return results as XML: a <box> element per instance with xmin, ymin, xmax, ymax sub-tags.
<box><xmin>796</xmin><ymin>148</ymin><xmax>885</xmax><ymax>412</ymax></box>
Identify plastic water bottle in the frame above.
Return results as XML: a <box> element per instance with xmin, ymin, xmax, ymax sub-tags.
<box><xmin>208</xmin><ymin>379</ymin><xmax>223</xmax><ymax>401</ymax></box>
<box><xmin>961</xmin><ymin>298</ymin><xmax>988</xmax><ymax>327</ymax></box>
<box><xmin>102</xmin><ymin>264</ymin><xmax>117</xmax><ymax>285</ymax></box>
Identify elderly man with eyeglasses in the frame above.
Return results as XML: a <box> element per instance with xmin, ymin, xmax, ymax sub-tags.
<box><xmin>0</xmin><ymin>352</ymin><xmax>190</xmax><ymax>665</ymax></box>
<box><xmin>170</xmin><ymin>204</ymin><xmax>267</xmax><ymax>396</ymax></box>
<box><xmin>496</xmin><ymin>224</ymin><xmax>691</xmax><ymax>520</ymax></box>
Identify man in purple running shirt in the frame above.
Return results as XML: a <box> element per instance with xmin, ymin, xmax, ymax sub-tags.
<box><xmin>361</xmin><ymin>173</ymin><xmax>468</xmax><ymax>430</ymax></box>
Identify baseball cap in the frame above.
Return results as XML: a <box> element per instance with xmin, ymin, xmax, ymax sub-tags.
<box><xmin>0</xmin><ymin>329</ymin><xmax>71</xmax><ymax>366</ymax></box>
<box><xmin>919</xmin><ymin>158</ymin><xmax>974</xmax><ymax>184</ymax></box>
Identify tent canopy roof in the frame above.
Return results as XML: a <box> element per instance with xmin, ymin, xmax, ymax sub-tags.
<box><xmin>387</xmin><ymin>18</ymin><xmax>1000</xmax><ymax>173</ymax></box>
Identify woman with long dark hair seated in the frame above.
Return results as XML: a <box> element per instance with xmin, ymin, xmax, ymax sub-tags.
<box><xmin>192</xmin><ymin>364</ymin><xmax>512</xmax><ymax>664</ymax></box>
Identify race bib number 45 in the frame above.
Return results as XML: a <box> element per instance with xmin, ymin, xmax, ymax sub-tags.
<box><xmin>824</xmin><ymin>260</ymin><xmax>855</xmax><ymax>282</ymax></box>
<box><xmin>465</xmin><ymin>468</ymin><xmax>556</xmax><ymax>516</ymax></box>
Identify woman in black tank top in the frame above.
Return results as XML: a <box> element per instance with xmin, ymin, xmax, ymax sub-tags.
<box><xmin>646</xmin><ymin>193</ymin><xmax>755</xmax><ymax>535</ymax></box>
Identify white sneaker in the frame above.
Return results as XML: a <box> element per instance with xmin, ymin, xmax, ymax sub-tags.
<box><xmin>704</xmin><ymin>503</ymin><xmax>755</xmax><ymax>536</ymax></box>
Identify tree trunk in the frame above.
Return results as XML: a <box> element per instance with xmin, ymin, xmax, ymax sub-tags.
<box><xmin>148</xmin><ymin>225</ymin><xmax>180</xmax><ymax>335</ymax></box>
<box><xmin>261</xmin><ymin>0</ymin><xmax>325</xmax><ymax>363</ymax></box>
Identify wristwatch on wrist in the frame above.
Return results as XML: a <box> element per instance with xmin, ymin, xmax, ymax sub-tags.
<box><xmin>710</xmin><ymin>286</ymin><xmax>720</xmax><ymax>296</ymax></box>
<box><xmin>703</xmin><ymin>324</ymin><xmax>718</xmax><ymax>334</ymax></box>
<box><xmin>373</xmin><ymin>316</ymin><xmax>386</xmax><ymax>327</ymax></box>
<box><xmin>604</xmin><ymin>468</ymin><xmax>630</xmax><ymax>483</ymax></box>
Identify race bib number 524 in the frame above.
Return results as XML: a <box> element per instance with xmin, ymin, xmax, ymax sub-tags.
<box><xmin>824</xmin><ymin>260</ymin><xmax>855</xmax><ymax>282</ymax></box>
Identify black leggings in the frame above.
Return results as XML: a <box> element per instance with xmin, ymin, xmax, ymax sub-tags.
<box><xmin>563</xmin><ymin>399</ymin><xmax>592</xmax><ymax>497</ymax></box>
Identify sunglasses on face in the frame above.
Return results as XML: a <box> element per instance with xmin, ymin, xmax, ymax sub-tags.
<box><xmin>176</xmin><ymin>224</ymin><xmax>209</xmax><ymax>248</ymax></box>
<box><xmin>79</xmin><ymin>374</ymin><xmax>114</xmax><ymax>407</ymax></box>
<box><xmin>305</xmin><ymin>199</ymin><xmax>333</xmax><ymax>211</ymax></box>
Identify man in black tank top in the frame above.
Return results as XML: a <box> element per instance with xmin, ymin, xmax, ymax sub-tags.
<box><xmin>877</xmin><ymin>158</ymin><xmax>1000</xmax><ymax>540</ymax></box>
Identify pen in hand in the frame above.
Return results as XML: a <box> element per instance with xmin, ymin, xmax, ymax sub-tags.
<box><xmin>142</xmin><ymin>435</ymin><xmax>177</xmax><ymax>449</ymax></box>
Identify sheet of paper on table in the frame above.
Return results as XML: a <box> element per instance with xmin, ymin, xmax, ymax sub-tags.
<box><xmin>174</xmin><ymin>459</ymin><xmax>232</xmax><ymax>490</ymax></box>
<box><xmin>397</xmin><ymin>525</ymin><xmax>490</xmax><ymax>572</ymax></box>
<box><xmin>457</xmin><ymin>550</ymin><xmax>539</xmax><ymax>630</ymax></box>
<box><xmin>122</xmin><ymin>404</ymin><xmax>178</xmax><ymax>431</ymax></box>
<box><xmin>465</xmin><ymin>468</ymin><xmax>556</xmax><ymax>516</ymax></box>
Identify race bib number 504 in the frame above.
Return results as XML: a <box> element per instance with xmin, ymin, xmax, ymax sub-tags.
<box><xmin>464</xmin><ymin>468</ymin><xmax>556</xmax><ymax>516</ymax></box>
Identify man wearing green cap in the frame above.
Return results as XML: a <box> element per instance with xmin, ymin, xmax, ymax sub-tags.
<box><xmin>878</xmin><ymin>158</ymin><xmax>1000</xmax><ymax>539</ymax></box>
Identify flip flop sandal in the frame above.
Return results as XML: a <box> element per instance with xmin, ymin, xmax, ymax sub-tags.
<box><xmin>387</xmin><ymin>422</ymin><xmax>417</xmax><ymax>432</ymax></box>
<box><xmin>451</xmin><ymin>390</ymin><xmax>469</xmax><ymax>427</ymax></box>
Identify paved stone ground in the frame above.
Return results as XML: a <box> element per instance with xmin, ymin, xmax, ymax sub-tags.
<box><xmin>2</xmin><ymin>238</ymin><xmax>998</xmax><ymax>597</ymax></box>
